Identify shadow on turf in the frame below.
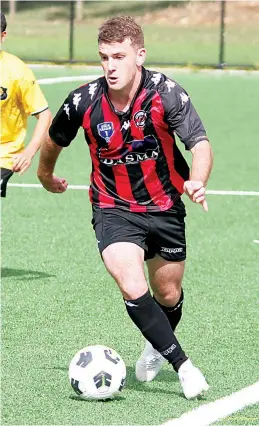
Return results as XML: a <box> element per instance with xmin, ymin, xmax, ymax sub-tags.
<box><xmin>69</xmin><ymin>395</ymin><xmax>126</xmax><ymax>403</ymax></box>
<box><xmin>1</xmin><ymin>267</ymin><xmax>56</xmax><ymax>280</ymax></box>
<box><xmin>54</xmin><ymin>364</ymin><xmax>183</xmax><ymax>399</ymax></box>
<box><xmin>125</xmin><ymin>366</ymin><xmax>184</xmax><ymax>398</ymax></box>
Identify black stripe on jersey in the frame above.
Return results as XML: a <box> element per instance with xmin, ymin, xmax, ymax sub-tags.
<box><xmin>168</xmin><ymin>127</ymin><xmax>190</xmax><ymax>182</ymax></box>
<box><xmin>140</xmin><ymin>91</ymin><xmax>179</xmax><ymax>200</ymax></box>
<box><xmin>90</xmin><ymin>96</ymin><xmax>130</xmax><ymax>209</ymax></box>
<box><xmin>88</xmin><ymin>105</ymin><xmax>100</xmax><ymax>205</ymax></box>
<box><xmin>119</xmin><ymin>113</ymin><xmax>154</xmax><ymax>206</ymax></box>
<box><xmin>83</xmin><ymin>119</ymin><xmax>99</xmax><ymax>204</ymax></box>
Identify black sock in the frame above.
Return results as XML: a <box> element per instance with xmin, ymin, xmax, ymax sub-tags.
<box><xmin>124</xmin><ymin>290</ymin><xmax>187</xmax><ymax>371</ymax></box>
<box><xmin>154</xmin><ymin>289</ymin><xmax>184</xmax><ymax>332</ymax></box>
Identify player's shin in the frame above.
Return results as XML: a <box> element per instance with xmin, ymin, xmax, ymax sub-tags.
<box><xmin>153</xmin><ymin>289</ymin><xmax>184</xmax><ymax>332</ymax></box>
<box><xmin>124</xmin><ymin>290</ymin><xmax>187</xmax><ymax>371</ymax></box>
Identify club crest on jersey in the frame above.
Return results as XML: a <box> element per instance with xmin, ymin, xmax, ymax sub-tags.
<box><xmin>97</xmin><ymin>122</ymin><xmax>114</xmax><ymax>143</ymax></box>
<box><xmin>133</xmin><ymin>110</ymin><xmax>147</xmax><ymax>128</ymax></box>
<box><xmin>0</xmin><ymin>87</ymin><xmax>7</xmax><ymax>100</ymax></box>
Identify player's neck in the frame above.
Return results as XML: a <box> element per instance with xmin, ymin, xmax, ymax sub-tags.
<box><xmin>108</xmin><ymin>69</ymin><xmax>142</xmax><ymax>113</ymax></box>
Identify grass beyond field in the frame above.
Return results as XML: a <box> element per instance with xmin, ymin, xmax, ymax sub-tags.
<box><xmin>2</xmin><ymin>67</ymin><xmax>259</xmax><ymax>425</ymax></box>
<box><xmin>3</xmin><ymin>1</ymin><xmax>259</xmax><ymax>66</ymax></box>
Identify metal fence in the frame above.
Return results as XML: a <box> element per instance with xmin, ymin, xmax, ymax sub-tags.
<box><xmin>2</xmin><ymin>0</ymin><xmax>259</xmax><ymax>68</ymax></box>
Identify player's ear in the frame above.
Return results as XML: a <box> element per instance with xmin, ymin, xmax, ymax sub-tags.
<box><xmin>136</xmin><ymin>48</ymin><xmax>146</xmax><ymax>66</ymax></box>
<box><xmin>1</xmin><ymin>31</ymin><xmax>7</xmax><ymax>43</ymax></box>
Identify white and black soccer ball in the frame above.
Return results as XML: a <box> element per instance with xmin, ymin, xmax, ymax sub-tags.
<box><xmin>69</xmin><ymin>345</ymin><xmax>126</xmax><ymax>400</ymax></box>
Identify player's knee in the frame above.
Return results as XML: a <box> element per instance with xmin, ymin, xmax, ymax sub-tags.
<box><xmin>105</xmin><ymin>262</ymin><xmax>128</xmax><ymax>285</ymax></box>
<box><xmin>103</xmin><ymin>257</ymin><xmax>147</xmax><ymax>299</ymax></box>
<box><xmin>154</xmin><ymin>285</ymin><xmax>182</xmax><ymax>306</ymax></box>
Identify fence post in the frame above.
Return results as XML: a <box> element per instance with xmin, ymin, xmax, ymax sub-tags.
<box><xmin>219</xmin><ymin>0</ymin><xmax>226</xmax><ymax>68</ymax></box>
<box><xmin>69</xmin><ymin>0</ymin><xmax>75</xmax><ymax>62</ymax></box>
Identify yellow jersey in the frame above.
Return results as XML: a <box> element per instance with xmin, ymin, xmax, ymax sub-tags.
<box><xmin>0</xmin><ymin>51</ymin><xmax>48</xmax><ymax>169</ymax></box>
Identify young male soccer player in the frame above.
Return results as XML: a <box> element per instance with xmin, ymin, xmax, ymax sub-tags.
<box><xmin>0</xmin><ymin>12</ymin><xmax>52</xmax><ymax>197</ymax></box>
<box><xmin>38</xmin><ymin>16</ymin><xmax>213</xmax><ymax>399</ymax></box>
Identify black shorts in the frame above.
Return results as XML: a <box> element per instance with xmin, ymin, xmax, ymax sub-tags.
<box><xmin>1</xmin><ymin>168</ymin><xmax>13</xmax><ymax>197</ymax></box>
<box><xmin>92</xmin><ymin>199</ymin><xmax>186</xmax><ymax>262</ymax></box>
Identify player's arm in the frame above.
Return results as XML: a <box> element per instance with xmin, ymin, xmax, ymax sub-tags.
<box><xmin>12</xmin><ymin>108</ymin><xmax>52</xmax><ymax>175</ymax></box>
<box><xmin>37</xmin><ymin>90</ymin><xmax>82</xmax><ymax>193</ymax></box>
<box><xmin>37</xmin><ymin>135</ymin><xmax>67</xmax><ymax>193</ymax></box>
<box><xmin>163</xmin><ymin>82</ymin><xmax>213</xmax><ymax>211</ymax></box>
<box><xmin>186</xmin><ymin>140</ymin><xmax>213</xmax><ymax>211</ymax></box>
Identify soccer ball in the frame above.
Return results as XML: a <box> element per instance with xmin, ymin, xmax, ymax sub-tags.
<box><xmin>68</xmin><ymin>345</ymin><xmax>126</xmax><ymax>400</ymax></box>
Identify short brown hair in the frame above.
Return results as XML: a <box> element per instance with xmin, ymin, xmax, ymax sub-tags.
<box><xmin>98</xmin><ymin>16</ymin><xmax>144</xmax><ymax>49</ymax></box>
<box><xmin>1</xmin><ymin>12</ymin><xmax>7</xmax><ymax>33</ymax></box>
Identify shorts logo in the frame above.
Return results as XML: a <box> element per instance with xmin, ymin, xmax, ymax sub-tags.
<box><xmin>97</xmin><ymin>122</ymin><xmax>114</xmax><ymax>143</ymax></box>
<box><xmin>0</xmin><ymin>87</ymin><xmax>7</xmax><ymax>100</ymax></box>
<box><xmin>161</xmin><ymin>247</ymin><xmax>183</xmax><ymax>254</ymax></box>
<box><xmin>133</xmin><ymin>110</ymin><xmax>147</xmax><ymax>128</ymax></box>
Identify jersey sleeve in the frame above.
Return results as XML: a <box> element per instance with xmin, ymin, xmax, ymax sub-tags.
<box><xmin>49</xmin><ymin>90</ymin><xmax>83</xmax><ymax>147</ymax></box>
<box><xmin>18</xmin><ymin>65</ymin><xmax>48</xmax><ymax>116</ymax></box>
<box><xmin>161</xmin><ymin>80</ymin><xmax>208</xmax><ymax>150</ymax></box>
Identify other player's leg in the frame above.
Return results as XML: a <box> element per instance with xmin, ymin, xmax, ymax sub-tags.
<box><xmin>0</xmin><ymin>167</ymin><xmax>13</xmax><ymax>197</ymax></box>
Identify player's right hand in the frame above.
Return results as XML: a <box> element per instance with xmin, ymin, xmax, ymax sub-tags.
<box><xmin>12</xmin><ymin>152</ymin><xmax>32</xmax><ymax>175</ymax></box>
<box><xmin>38</xmin><ymin>174</ymin><xmax>68</xmax><ymax>193</ymax></box>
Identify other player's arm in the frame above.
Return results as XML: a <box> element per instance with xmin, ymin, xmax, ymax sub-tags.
<box><xmin>37</xmin><ymin>91</ymin><xmax>82</xmax><ymax>193</ymax></box>
<box><xmin>12</xmin><ymin>65</ymin><xmax>52</xmax><ymax>174</ymax></box>
<box><xmin>163</xmin><ymin>83</ymin><xmax>213</xmax><ymax>211</ymax></box>
<box><xmin>12</xmin><ymin>108</ymin><xmax>52</xmax><ymax>175</ymax></box>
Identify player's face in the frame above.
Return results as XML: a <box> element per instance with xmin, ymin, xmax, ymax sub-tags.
<box><xmin>99</xmin><ymin>38</ymin><xmax>146</xmax><ymax>91</ymax></box>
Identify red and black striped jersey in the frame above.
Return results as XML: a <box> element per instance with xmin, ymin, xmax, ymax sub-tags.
<box><xmin>49</xmin><ymin>67</ymin><xmax>208</xmax><ymax>212</ymax></box>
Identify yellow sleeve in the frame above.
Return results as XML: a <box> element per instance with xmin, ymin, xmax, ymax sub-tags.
<box><xmin>18</xmin><ymin>64</ymin><xmax>48</xmax><ymax>116</ymax></box>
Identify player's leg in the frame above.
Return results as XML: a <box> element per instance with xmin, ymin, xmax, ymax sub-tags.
<box><xmin>92</xmin><ymin>206</ymin><xmax>188</xmax><ymax>379</ymax></box>
<box><xmin>147</xmin><ymin>197</ymin><xmax>187</xmax><ymax>332</ymax></box>
<box><xmin>148</xmin><ymin>257</ymin><xmax>185</xmax><ymax>332</ymax></box>
<box><xmin>136</xmin><ymin>258</ymin><xmax>185</xmax><ymax>383</ymax></box>
<box><xmin>136</xmin><ymin>200</ymin><xmax>209</xmax><ymax>397</ymax></box>
<box><xmin>0</xmin><ymin>167</ymin><xmax>14</xmax><ymax>197</ymax></box>
<box><xmin>102</xmin><ymin>241</ymin><xmax>188</xmax><ymax>374</ymax></box>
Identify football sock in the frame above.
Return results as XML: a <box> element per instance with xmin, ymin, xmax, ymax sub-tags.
<box><xmin>124</xmin><ymin>290</ymin><xmax>187</xmax><ymax>371</ymax></box>
<box><xmin>153</xmin><ymin>289</ymin><xmax>184</xmax><ymax>332</ymax></box>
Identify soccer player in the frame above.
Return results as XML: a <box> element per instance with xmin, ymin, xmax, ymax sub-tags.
<box><xmin>38</xmin><ymin>16</ymin><xmax>213</xmax><ymax>399</ymax></box>
<box><xmin>0</xmin><ymin>12</ymin><xmax>52</xmax><ymax>197</ymax></box>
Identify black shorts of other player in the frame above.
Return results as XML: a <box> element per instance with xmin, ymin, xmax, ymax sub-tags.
<box><xmin>92</xmin><ymin>198</ymin><xmax>186</xmax><ymax>262</ymax></box>
<box><xmin>0</xmin><ymin>168</ymin><xmax>13</xmax><ymax>197</ymax></box>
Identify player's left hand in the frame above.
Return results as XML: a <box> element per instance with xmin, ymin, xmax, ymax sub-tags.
<box><xmin>12</xmin><ymin>152</ymin><xmax>33</xmax><ymax>175</ymax></box>
<box><xmin>183</xmin><ymin>180</ymin><xmax>208</xmax><ymax>212</ymax></box>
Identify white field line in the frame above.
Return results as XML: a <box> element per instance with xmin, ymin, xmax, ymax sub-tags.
<box><xmin>206</xmin><ymin>190</ymin><xmax>259</xmax><ymax>196</ymax></box>
<box><xmin>8</xmin><ymin>183</ymin><xmax>89</xmax><ymax>190</ymax></box>
<box><xmin>253</xmin><ymin>240</ymin><xmax>259</xmax><ymax>244</ymax></box>
<box><xmin>37</xmin><ymin>75</ymin><xmax>101</xmax><ymax>85</ymax></box>
<box><xmin>161</xmin><ymin>381</ymin><xmax>259</xmax><ymax>426</ymax></box>
<box><xmin>7</xmin><ymin>183</ymin><xmax>259</xmax><ymax>196</ymax></box>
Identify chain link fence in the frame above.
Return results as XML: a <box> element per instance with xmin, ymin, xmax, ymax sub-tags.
<box><xmin>2</xmin><ymin>0</ymin><xmax>259</xmax><ymax>68</ymax></box>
